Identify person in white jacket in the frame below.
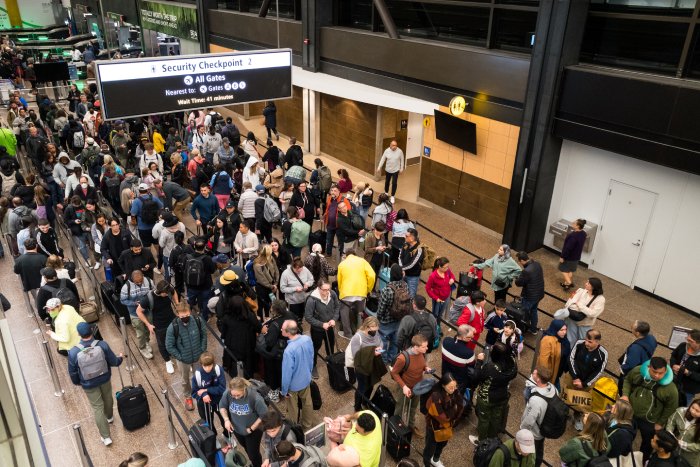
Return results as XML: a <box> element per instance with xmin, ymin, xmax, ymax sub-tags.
<box><xmin>138</xmin><ymin>142</ymin><xmax>163</xmax><ymax>174</ymax></box>
<box><xmin>243</xmin><ymin>156</ymin><xmax>265</xmax><ymax>188</ymax></box>
<box><xmin>233</xmin><ymin>220</ymin><xmax>259</xmax><ymax>262</ymax></box>
<box><xmin>280</xmin><ymin>258</ymin><xmax>315</xmax><ymax>324</ymax></box>
<box><xmin>237</xmin><ymin>182</ymin><xmax>258</xmax><ymax>221</ymax></box>
<box><xmin>155</xmin><ymin>213</ymin><xmax>185</xmax><ymax>281</ymax></box>
<box><xmin>376</xmin><ymin>140</ymin><xmax>405</xmax><ymax>203</ymax></box>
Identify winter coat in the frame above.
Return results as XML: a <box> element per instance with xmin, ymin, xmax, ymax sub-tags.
<box><xmin>474</xmin><ymin>356</ymin><xmax>518</xmax><ymax>404</ymax></box>
<box><xmin>253</xmin><ymin>259</ymin><xmax>279</xmax><ymax>290</ymax></box>
<box><xmin>606</xmin><ymin>423</ymin><xmax>637</xmax><ymax>458</ymax></box>
<box><xmin>165</xmin><ymin>316</ymin><xmax>208</xmax><ymax>364</ymax></box>
<box><xmin>623</xmin><ymin>361</ymin><xmax>679</xmax><ymax>425</ymax></box>
<box><xmin>13</xmin><ymin>251</ymin><xmax>48</xmax><ymax>291</ymax></box>
<box><xmin>559</xmin><ymin>437</ymin><xmax>610</xmax><ymax>467</ymax></box>
<box><xmin>620</xmin><ymin>334</ymin><xmax>658</xmax><ymax>375</ymax></box>
<box><xmin>218</xmin><ymin>308</ymin><xmax>261</xmax><ymax>375</ymax></box>
<box><xmin>337</xmin><ymin>254</ymin><xmax>376</xmax><ymax>299</ymax></box>
<box><xmin>474</xmin><ymin>253</ymin><xmax>521</xmax><ymax>292</ymax></box>
<box><xmin>280</xmin><ymin>265</ymin><xmax>315</xmax><ymax>305</ymax></box>
<box><xmin>237</xmin><ymin>189</ymin><xmax>258</xmax><ymax>219</ymax></box>
<box><xmin>304</xmin><ymin>288</ymin><xmax>340</xmax><ymax>331</ymax></box>
<box><xmin>514</xmin><ymin>259</ymin><xmax>545</xmax><ymax>301</ymax></box>
<box><xmin>671</xmin><ymin>342</ymin><xmax>700</xmax><ymax>396</ymax></box>
<box><xmin>68</xmin><ymin>338</ymin><xmax>122</xmax><ymax>389</ymax></box>
<box><xmin>263</xmin><ymin>167</ymin><xmax>284</xmax><ymax>198</ymax></box>
<box><xmin>666</xmin><ymin>407</ymin><xmax>700</xmax><ymax>466</ymax></box>
<box><xmin>538</xmin><ymin>335</ymin><xmax>566</xmax><ymax>380</ymax></box>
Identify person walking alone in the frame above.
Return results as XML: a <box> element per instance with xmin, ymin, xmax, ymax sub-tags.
<box><xmin>376</xmin><ymin>140</ymin><xmax>405</xmax><ymax>204</ymax></box>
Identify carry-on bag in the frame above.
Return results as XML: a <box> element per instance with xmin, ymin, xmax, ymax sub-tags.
<box><xmin>115</xmin><ymin>359</ymin><xmax>150</xmax><ymax>431</ymax></box>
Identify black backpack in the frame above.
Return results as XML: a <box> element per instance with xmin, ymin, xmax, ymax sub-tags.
<box><xmin>197</xmin><ymin>160</ymin><xmax>215</xmax><ymax>181</ymax></box>
<box><xmin>281</xmin><ymin>420</ymin><xmax>306</xmax><ymax>446</ymax></box>
<box><xmin>582</xmin><ymin>442</ymin><xmax>613</xmax><ymax>467</ymax></box>
<box><xmin>412</xmin><ymin>312</ymin><xmax>436</xmax><ymax>352</ymax></box>
<box><xmin>139</xmin><ymin>195</ymin><xmax>160</xmax><ymax>225</ymax></box>
<box><xmin>473</xmin><ymin>438</ymin><xmax>510</xmax><ymax>467</ymax></box>
<box><xmin>184</xmin><ymin>254</ymin><xmax>206</xmax><ymax>287</ymax></box>
<box><xmin>530</xmin><ymin>392</ymin><xmax>569</xmax><ymax>439</ymax></box>
<box><xmin>43</xmin><ymin>279</ymin><xmax>80</xmax><ymax>310</ymax></box>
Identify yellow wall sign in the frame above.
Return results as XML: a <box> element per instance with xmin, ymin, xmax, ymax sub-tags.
<box><xmin>423</xmin><ymin>116</ymin><xmax>431</xmax><ymax>128</ymax></box>
<box><xmin>449</xmin><ymin>96</ymin><xmax>467</xmax><ymax>116</ymax></box>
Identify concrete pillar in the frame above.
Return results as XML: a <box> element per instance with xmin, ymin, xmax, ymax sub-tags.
<box><xmin>373</xmin><ymin>106</ymin><xmax>384</xmax><ymax>181</ymax></box>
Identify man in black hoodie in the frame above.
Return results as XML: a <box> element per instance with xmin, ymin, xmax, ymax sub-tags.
<box><xmin>36</xmin><ymin>267</ymin><xmax>80</xmax><ymax>320</ymax></box>
<box><xmin>515</xmin><ymin>251</ymin><xmax>545</xmax><ymax>335</ymax></box>
<box><xmin>100</xmin><ymin>218</ymin><xmax>132</xmax><ymax>280</ymax></box>
<box><xmin>13</xmin><ymin>238</ymin><xmax>47</xmax><ymax>293</ymax></box>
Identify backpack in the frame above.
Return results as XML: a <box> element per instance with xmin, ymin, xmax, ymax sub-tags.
<box><xmin>44</xmin><ymin>279</ymin><xmax>80</xmax><ymax>310</ymax></box>
<box><xmin>76</xmin><ymin>340</ymin><xmax>109</xmax><ymax>381</ymax></box>
<box><xmin>388</xmin><ymin>283</ymin><xmax>412</xmax><ymax>320</ymax></box>
<box><xmin>350</xmin><ymin>211</ymin><xmax>365</xmax><ymax>230</ymax></box>
<box><xmin>317</xmin><ymin>166</ymin><xmax>332</xmax><ymax>192</ymax></box>
<box><xmin>412</xmin><ymin>313</ymin><xmax>437</xmax><ymax>351</ymax></box>
<box><xmin>290</xmin><ymin>220</ymin><xmax>310</xmax><ymax>248</ymax></box>
<box><xmin>245</xmin><ymin>260</ymin><xmax>256</xmax><ymax>287</ymax></box>
<box><xmin>72</xmin><ymin>129</ymin><xmax>84</xmax><ymax>148</ymax></box>
<box><xmin>184</xmin><ymin>254</ymin><xmax>206</xmax><ymax>287</ymax></box>
<box><xmin>281</xmin><ymin>421</ymin><xmax>306</xmax><ymax>446</ymax></box>
<box><xmin>263</xmin><ymin>195</ymin><xmax>281</xmax><ymax>223</ymax></box>
<box><xmin>197</xmin><ymin>160</ymin><xmax>215</xmax><ymax>181</ymax></box>
<box><xmin>421</xmin><ymin>244</ymin><xmax>436</xmax><ymax>271</ymax></box>
<box><xmin>473</xmin><ymin>438</ymin><xmax>510</xmax><ymax>467</ymax></box>
<box><xmin>194</xmin><ymin>365</ymin><xmax>221</xmax><ymax>388</ymax></box>
<box><xmin>529</xmin><ymin>392</ymin><xmax>569</xmax><ymax>439</ymax></box>
<box><xmin>0</xmin><ymin>170</ymin><xmax>16</xmax><ymax>197</ymax></box>
<box><xmin>139</xmin><ymin>195</ymin><xmax>160</xmax><ymax>225</ymax></box>
<box><xmin>171</xmin><ymin>315</ymin><xmax>203</xmax><ymax>341</ymax></box>
<box><xmin>385</xmin><ymin>210</ymin><xmax>397</xmax><ymax>231</ymax></box>
<box><xmin>581</xmin><ymin>441</ymin><xmax>613</xmax><ymax>467</ymax></box>
<box><xmin>298</xmin><ymin>446</ymin><xmax>324</xmax><ymax>467</ymax></box>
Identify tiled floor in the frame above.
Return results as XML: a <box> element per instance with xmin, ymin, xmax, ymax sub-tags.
<box><xmin>3</xmin><ymin>107</ymin><xmax>697</xmax><ymax>467</ymax></box>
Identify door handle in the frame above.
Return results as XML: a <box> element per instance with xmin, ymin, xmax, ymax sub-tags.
<box><xmin>632</xmin><ymin>241</ymin><xmax>641</xmax><ymax>246</ymax></box>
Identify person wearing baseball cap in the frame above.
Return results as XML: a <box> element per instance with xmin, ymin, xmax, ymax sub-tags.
<box><xmin>486</xmin><ymin>429</ymin><xmax>536</xmax><ymax>466</ymax></box>
<box><xmin>44</xmin><ymin>297</ymin><xmax>86</xmax><ymax>355</ymax></box>
<box><xmin>68</xmin><ymin>321</ymin><xmax>123</xmax><ymax>446</ymax></box>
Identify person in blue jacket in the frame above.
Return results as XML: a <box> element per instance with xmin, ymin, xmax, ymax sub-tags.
<box><xmin>191</xmin><ymin>184</ymin><xmax>219</xmax><ymax>229</ymax></box>
<box><xmin>618</xmin><ymin>320</ymin><xmax>657</xmax><ymax>395</ymax></box>
<box><xmin>191</xmin><ymin>351</ymin><xmax>227</xmax><ymax>435</ymax></box>
<box><xmin>68</xmin><ymin>322</ymin><xmax>123</xmax><ymax>446</ymax></box>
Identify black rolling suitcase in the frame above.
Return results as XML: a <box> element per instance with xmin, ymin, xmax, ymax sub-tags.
<box><xmin>505</xmin><ymin>298</ymin><xmax>529</xmax><ymax>330</ymax></box>
<box><xmin>370</xmin><ymin>384</ymin><xmax>396</xmax><ymax>418</ymax></box>
<box><xmin>325</xmin><ymin>330</ymin><xmax>355</xmax><ymax>392</ymax></box>
<box><xmin>115</xmin><ymin>362</ymin><xmax>150</xmax><ymax>431</ymax></box>
<box><xmin>100</xmin><ymin>280</ymin><xmax>131</xmax><ymax>324</ymax></box>
<box><xmin>386</xmin><ymin>397</ymin><xmax>413</xmax><ymax>461</ymax></box>
<box><xmin>189</xmin><ymin>403</ymin><xmax>217</xmax><ymax>466</ymax></box>
<box><xmin>308</xmin><ymin>219</ymin><xmax>325</xmax><ymax>251</ymax></box>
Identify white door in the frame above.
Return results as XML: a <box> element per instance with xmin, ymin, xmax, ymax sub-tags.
<box><xmin>591</xmin><ymin>181</ymin><xmax>657</xmax><ymax>286</ymax></box>
<box><xmin>405</xmin><ymin>113</ymin><xmax>424</xmax><ymax>161</ymax></box>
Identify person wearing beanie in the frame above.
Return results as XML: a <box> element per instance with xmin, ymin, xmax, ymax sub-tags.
<box><xmin>376</xmin><ymin>263</ymin><xmax>408</xmax><ymax>365</ymax></box>
<box><xmin>68</xmin><ymin>321</ymin><xmax>123</xmax><ymax>446</ymax></box>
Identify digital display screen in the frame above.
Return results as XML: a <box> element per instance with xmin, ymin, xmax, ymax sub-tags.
<box><xmin>434</xmin><ymin>110</ymin><xmax>477</xmax><ymax>154</ymax></box>
<box><xmin>95</xmin><ymin>49</ymin><xmax>292</xmax><ymax>120</ymax></box>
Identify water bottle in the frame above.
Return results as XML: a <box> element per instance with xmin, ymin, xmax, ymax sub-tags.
<box><xmin>105</xmin><ymin>264</ymin><xmax>113</xmax><ymax>282</ymax></box>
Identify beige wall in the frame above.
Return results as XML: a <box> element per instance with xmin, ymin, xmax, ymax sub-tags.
<box><xmin>423</xmin><ymin>106</ymin><xmax>519</xmax><ymax>189</ymax></box>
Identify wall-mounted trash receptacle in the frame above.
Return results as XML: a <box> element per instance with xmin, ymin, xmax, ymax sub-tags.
<box><xmin>549</xmin><ymin>219</ymin><xmax>598</xmax><ymax>254</ymax></box>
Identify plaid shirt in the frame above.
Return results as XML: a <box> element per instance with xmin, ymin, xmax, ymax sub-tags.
<box><xmin>376</xmin><ymin>280</ymin><xmax>407</xmax><ymax>324</ymax></box>
<box><xmin>119</xmin><ymin>278</ymin><xmax>154</xmax><ymax>307</ymax></box>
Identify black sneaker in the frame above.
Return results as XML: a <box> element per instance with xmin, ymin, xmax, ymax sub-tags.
<box><xmin>311</xmin><ymin>366</ymin><xmax>319</xmax><ymax>380</ymax></box>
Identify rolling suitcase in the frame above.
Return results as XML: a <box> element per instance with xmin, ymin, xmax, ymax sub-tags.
<box><xmin>189</xmin><ymin>403</ymin><xmax>217</xmax><ymax>466</ymax></box>
<box><xmin>386</xmin><ymin>397</ymin><xmax>412</xmax><ymax>461</ymax></box>
<box><xmin>370</xmin><ymin>384</ymin><xmax>396</xmax><ymax>418</ymax></box>
<box><xmin>115</xmin><ymin>362</ymin><xmax>150</xmax><ymax>431</ymax></box>
<box><xmin>505</xmin><ymin>298</ymin><xmax>529</xmax><ymax>331</ymax></box>
<box><xmin>100</xmin><ymin>281</ymin><xmax>131</xmax><ymax>324</ymax></box>
<box><xmin>378</xmin><ymin>253</ymin><xmax>391</xmax><ymax>291</ymax></box>
<box><xmin>325</xmin><ymin>330</ymin><xmax>355</xmax><ymax>392</ymax></box>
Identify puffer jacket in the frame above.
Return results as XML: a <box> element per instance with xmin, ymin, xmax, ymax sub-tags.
<box><xmin>165</xmin><ymin>316</ymin><xmax>207</xmax><ymax>364</ymax></box>
<box><xmin>622</xmin><ymin>361</ymin><xmax>679</xmax><ymax>425</ymax></box>
<box><xmin>666</xmin><ymin>407</ymin><xmax>700</xmax><ymax>466</ymax></box>
<box><xmin>514</xmin><ymin>259</ymin><xmax>545</xmax><ymax>301</ymax></box>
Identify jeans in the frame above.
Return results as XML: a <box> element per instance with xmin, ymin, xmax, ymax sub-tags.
<box><xmin>379</xmin><ymin>321</ymin><xmax>400</xmax><ymax>365</ymax></box>
<box><xmin>74</xmin><ymin>232</ymin><xmax>89</xmax><ymax>260</ymax></box>
<box><xmin>358</xmin><ymin>207</ymin><xmax>369</xmax><ymax>228</ymax></box>
<box><xmin>162</xmin><ymin>255</ymin><xmax>171</xmax><ymax>282</ymax></box>
<box><xmin>204</xmin><ymin>152</ymin><xmax>214</xmax><ymax>164</ymax></box>
<box><xmin>187</xmin><ymin>287</ymin><xmax>213</xmax><ymax>320</ymax></box>
<box><xmin>521</xmin><ymin>298</ymin><xmax>540</xmax><ymax>332</ymax></box>
<box><xmin>432</xmin><ymin>299</ymin><xmax>449</xmax><ymax>323</ymax></box>
<box><xmin>289</xmin><ymin>246</ymin><xmax>302</xmax><ymax>258</ymax></box>
<box><xmin>404</xmin><ymin>275</ymin><xmax>420</xmax><ymax>298</ymax></box>
<box><xmin>325</xmin><ymin>227</ymin><xmax>343</xmax><ymax>258</ymax></box>
<box><xmin>423</xmin><ymin>427</ymin><xmax>448</xmax><ymax>466</ymax></box>
<box><xmin>384</xmin><ymin>171</ymin><xmax>399</xmax><ymax>196</ymax></box>
<box><xmin>355</xmin><ymin>372</ymin><xmax>373</xmax><ymax>411</ymax></box>
<box><xmin>565</xmin><ymin>320</ymin><xmax>591</xmax><ymax>349</ymax></box>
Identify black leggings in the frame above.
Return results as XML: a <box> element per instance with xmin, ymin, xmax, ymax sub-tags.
<box><xmin>234</xmin><ymin>430</ymin><xmax>263</xmax><ymax>467</ymax></box>
<box><xmin>384</xmin><ymin>171</ymin><xmax>399</xmax><ymax>196</ymax></box>
<box><xmin>494</xmin><ymin>287</ymin><xmax>509</xmax><ymax>302</ymax></box>
<box><xmin>310</xmin><ymin>327</ymin><xmax>334</xmax><ymax>367</ymax></box>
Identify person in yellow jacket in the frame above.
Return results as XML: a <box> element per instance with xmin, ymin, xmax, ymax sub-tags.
<box><xmin>337</xmin><ymin>249</ymin><xmax>376</xmax><ymax>337</ymax></box>
<box><xmin>44</xmin><ymin>298</ymin><xmax>86</xmax><ymax>355</ymax></box>
<box><xmin>152</xmin><ymin>126</ymin><xmax>166</xmax><ymax>154</ymax></box>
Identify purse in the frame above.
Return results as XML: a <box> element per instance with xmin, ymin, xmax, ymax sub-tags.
<box><xmin>567</xmin><ymin>295</ymin><xmax>598</xmax><ymax>322</ymax></box>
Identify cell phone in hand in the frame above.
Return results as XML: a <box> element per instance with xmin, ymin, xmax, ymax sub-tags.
<box><xmin>425</xmin><ymin>368</ymin><xmax>436</xmax><ymax>375</ymax></box>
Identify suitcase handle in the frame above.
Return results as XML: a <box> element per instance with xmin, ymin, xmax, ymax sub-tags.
<box><xmin>116</xmin><ymin>357</ymin><xmax>125</xmax><ymax>388</ymax></box>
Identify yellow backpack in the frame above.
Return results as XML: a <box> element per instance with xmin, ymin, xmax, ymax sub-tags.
<box><xmin>591</xmin><ymin>376</ymin><xmax>618</xmax><ymax>414</ymax></box>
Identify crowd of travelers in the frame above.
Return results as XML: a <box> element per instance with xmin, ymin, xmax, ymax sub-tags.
<box><xmin>0</xmin><ymin>59</ymin><xmax>697</xmax><ymax>467</ymax></box>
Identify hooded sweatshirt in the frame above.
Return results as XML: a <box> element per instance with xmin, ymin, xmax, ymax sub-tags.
<box><xmin>520</xmin><ymin>383</ymin><xmax>559</xmax><ymax>440</ymax></box>
<box><xmin>304</xmin><ymin>287</ymin><xmax>340</xmax><ymax>331</ymax></box>
<box><xmin>621</xmin><ymin>334</ymin><xmax>658</xmax><ymax>375</ymax></box>
<box><xmin>242</xmin><ymin>156</ymin><xmax>263</xmax><ymax>188</ymax></box>
<box><xmin>622</xmin><ymin>361</ymin><xmax>679</xmax><ymax>425</ymax></box>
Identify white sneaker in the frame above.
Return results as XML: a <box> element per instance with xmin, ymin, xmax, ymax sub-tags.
<box><xmin>469</xmin><ymin>435</ymin><xmax>479</xmax><ymax>446</ymax></box>
<box><xmin>101</xmin><ymin>437</ymin><xmax>113</xmax><ymax>446</ymax></box>
<box><xmin>107</xmin><ymin>417</ymin><xmax>114</xmax><ymax>424</ymax></box>
<box><xmin>165</xmin><ymin>361</ymin><xmax>175</xmax><ymax>374</ymax></box>
<box><xmin>93</xmin><ymin>262</ymin><xmax>101</xmax><ymax>270</ymax></box>
<box><xmin>139</xmin><ymin>347</ymin><xmax>153</xmax><ymax>359</ymax></box>
<box><xmin>431</xmin><ymin>459</ymin><xmax>445</xmax><ymax>467</ymax></box>
<box><xmin>390</xmin><ymin>196</ymin><xmax>395</xmax><ymax>204</ymax></box>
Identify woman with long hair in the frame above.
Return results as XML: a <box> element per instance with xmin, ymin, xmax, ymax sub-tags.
<box><xmin>606</xmin><ymin>398</ymin><xmax>637</xmax><ymax>459</ymax></box>
<box><xmin>306</xmin><ymin>277</ymin><xmax>341</xmax><ymax>382</ymax></box>
<box><xmin>217</xmin><ymin>294</ymin><xmax>261</xmax><ymax>379</ymax></box>
<box><xmin>170</xmin><ymin>152</ymin><xmax>190</xmax><ymax>187</ymax></box>
<box><xmin>304</xmin><ymin>243</ymin><xmax>337</xmax><ymax>284</ymax></box>
<box><xmin>390</xmin><ymin>208</ymin><xmax>414</xmax><ymax>264</ymax></box>
<box><xmin>289</xmin><ymin>180</ymin><xmax>319</xmax><ymax>228</ymax></box>
<box><xmin>666</xmin><ymin>396</ymin><xmax>700</xmax><ymax>466</ymax></box>
<box><xmin>270</xmin><ymin>237</ymin><xmax>292</xmax><ymax>279</ymax></box>
<box><xmin>34</xmin><ymin>184</ymin><xmax>53</xmax><ymax>224</ymax></box>
<box><xmin>90</xmin><ymin>212</ymin><xmax>108</xmax><ymax>270</ymax></box>
<box><xmin>425</xmin><ymin>256</ymin><xmax>456</xmax><ymax>323</ymax></box>
<box><xmin>218</xmin><ymin>377</ymin><xmax>268</xmax><ymax>467</ymax></box>
<box><xmin>559</xmin><ymin>218</ymin><xmax>587</xmax><ymax>290</ymax></box>
<box><xmin>336</xmin><ymin>168</ymin><xmax>352</xmax><ymax>194</ymax></box>
<box><xmin>351</xmin><ymin>182</ymin><xmax>373</xmax><ymax>227</ymax></box>
<box><xmin>472</xmin><ymin>244</ymin><xmax>522</xmax><ymax>302</ymax></box>
<box><xmin>559</xmin><ymin>412</ymin><xmax>609</xmax><ymax>466</ymax></box>
<box><xmin>253</xmin><ymin>244</ymin><xmax>279</xmax><ymax>320</ymax></box>
<box><xmin>423</xmin><ymin>372</ymin><xmax>464</xmax><ymax>467</ymax></box>
<box><xmin>119</xmin><ymin>452</ymin><xmax>148</xmax><ymax>467</ymax></box>
<box><xmin>208</xmin><ymin>215</ymin><xmax>234</xmax><ymax>256</ymax></box>
<box><xmin>564</xmin><ymin>277</ymin><xmax>605</xmax><ymax>347</ymax></box>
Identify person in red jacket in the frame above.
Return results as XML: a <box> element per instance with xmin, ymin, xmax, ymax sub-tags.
<box><xmin>456</xmin><ymin>291</ymin><xmax>487</xmax><ymax>350</ymax></box>
<box><xmin>425</xmin><ymin>256</ymin><xmax>456</xmax><ymax>325</ymax></box>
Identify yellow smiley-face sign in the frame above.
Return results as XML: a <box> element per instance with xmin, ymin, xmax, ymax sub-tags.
<box><xmin>449</xmin><ymin>96</ymin><xmax>467</xmax><ymax>116</ymax></box>
<box><xmin>423</xmin><ymin>116</ymin><xmax>431</xmax><ymax>128</ymax></box>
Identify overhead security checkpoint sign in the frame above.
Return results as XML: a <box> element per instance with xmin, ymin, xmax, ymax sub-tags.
<box><xmin>95</xmin><ymin>49</ymin><xmax>292</xmax><ymax>120</ymax></box>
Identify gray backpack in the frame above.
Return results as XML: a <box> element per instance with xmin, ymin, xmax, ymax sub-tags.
<box><xmin>76</xmin><ymin>340</ymin><xmax>109</xmax><ymax>381</ymax></box>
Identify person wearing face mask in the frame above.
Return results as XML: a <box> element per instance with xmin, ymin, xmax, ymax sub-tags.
<box><xmin>166</xmin><ymin>304</ymin><xmax>207</xmax><ymax>411</ymax></box>
<box><xmin>347</xmin><ymin>317</ymin><xmax>385</xmax><ymax>413</ymax></box>
<box><xmin>67</xmin><ymin>173</ymin><xmax>97</xmax><ymax>203</ymax></box>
